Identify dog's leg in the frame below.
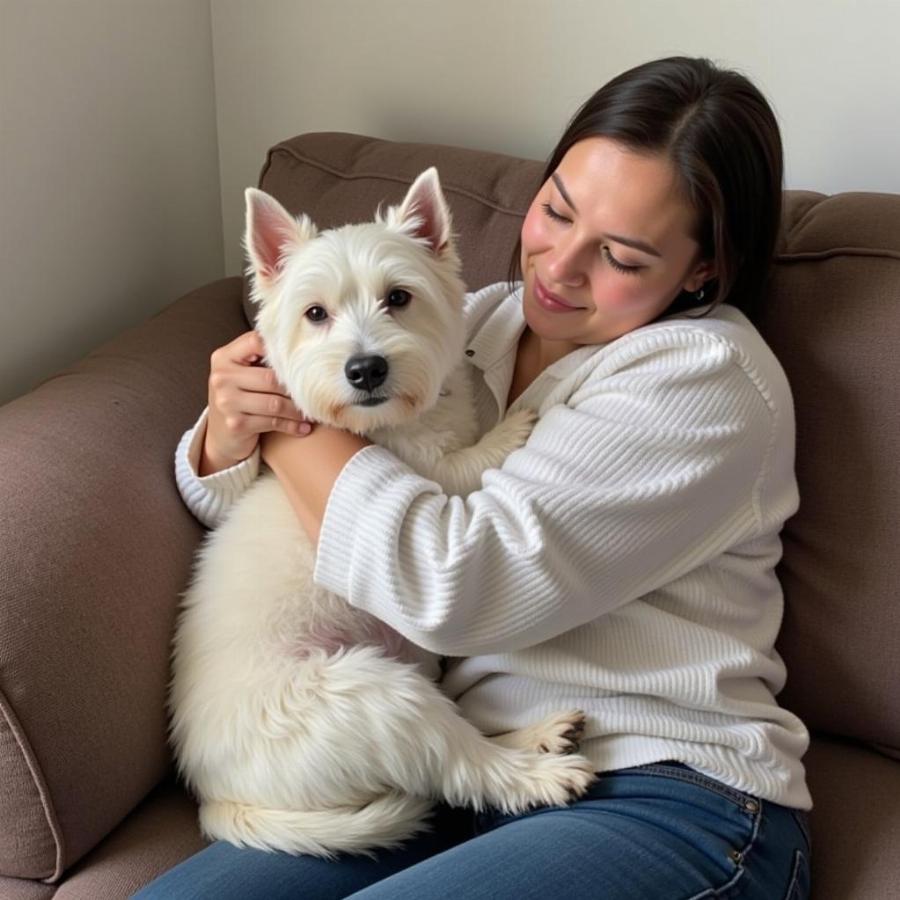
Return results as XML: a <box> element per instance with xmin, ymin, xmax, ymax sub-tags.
<box><xmin>400</xmin><ymin>689</ymin><xmax>595</xmax><ymax>813</ymax></box>
<box><xmin>326</xmin><ymin>647</ymin><xmax>595</xmax><ymax>814</ymax></box>
<box><xmin>426</xmin><ymin>408</ymin><xmax>539</xmax><ymax>494</ymax></box>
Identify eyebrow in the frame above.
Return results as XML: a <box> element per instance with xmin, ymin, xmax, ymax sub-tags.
<box><xmin>551</xmin><ymin>172</ymin><xmax>662</xmax><ymax>258</ymax></box>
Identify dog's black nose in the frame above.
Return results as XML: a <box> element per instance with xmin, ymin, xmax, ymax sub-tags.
<box><xmin>345</xmin><ymin>354</ymin><xmax>389</xmax><ymax>392</ymax></box>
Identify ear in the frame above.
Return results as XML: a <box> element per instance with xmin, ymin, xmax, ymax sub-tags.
<box><xmin>244</xmin><ymin>188</ymin><xmax>317</xmax><ymax>290</ymax></box>
<box><xmin>683</xmin><ymin>258</ymin><xmax>717</xmax><ymax>293</ymax></box>
<box><xmin>388</xmin><ymin>167</ymin><xmax>452</xmax><ymax>254</ymax></box>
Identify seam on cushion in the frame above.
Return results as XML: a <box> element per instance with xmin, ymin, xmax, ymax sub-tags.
<box><xmin>782</xmin><ymin>192</ymin><xmax>828</xmax><ymax>236</ymax></box>
<box><xmin>257</xmin><ymin>144</ymin><xmax>278</xmax><ymax>190</ymax></box>
<box><xmin>784</xmin><ymin>195</ymin><xmax>830</xmax><ymax>240</ymax></box>
<box><xmin>265</xmin><ymin>145</ymin><xmax>531</xmax><ymax>218</ymax></box>
<box><xmin>870</xmin><ymin>740</ymin><xmax>900</xmax><ymax>761</ymax></box>
<box><xmin>0</xmin><ymin>690</ymin><xmax>65</xmax><ymax>881</ymax></box>
<box><xmin>776</xmin><ymin>247</ymin><xmax>900</xmax><ymax>262</ymax></box>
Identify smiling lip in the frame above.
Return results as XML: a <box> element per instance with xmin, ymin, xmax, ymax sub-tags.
<box><xmin>534</xmin><ymin>276</ymin><xmax>586</xmax><ymax>313</ymax></box>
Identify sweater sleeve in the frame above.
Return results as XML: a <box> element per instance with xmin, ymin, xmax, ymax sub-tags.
<box><xmin>174</xmin><ymin>408</ymin><xmax>261</xmax><ymax>528</ymax></box>
<box><xmin>313</xmin><ymin>331</ymin><xmax>778</xmax><ymax>656</ymax></box>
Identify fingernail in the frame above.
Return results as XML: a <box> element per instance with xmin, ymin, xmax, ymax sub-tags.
<box><xmin>298</xmin><ymin>422</ymin><xmax>312</xmax><ymax>435</ymax></box>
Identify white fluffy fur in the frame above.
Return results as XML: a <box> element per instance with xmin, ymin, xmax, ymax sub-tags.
<box><xmin>169</xmin><ymin>169</ymin><xmax>595</xmax><ymax>857</ymax></box>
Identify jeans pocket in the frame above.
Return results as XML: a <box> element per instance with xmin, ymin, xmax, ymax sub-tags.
<box><xmin>782</xmin><ymin>847</ymin><xmax>811</xmax><ymax>900</ymax></box>
<box><xmin>788</xmin><ymin>808</ymin><xmax>812</xmax><ymax>852</ymax></box>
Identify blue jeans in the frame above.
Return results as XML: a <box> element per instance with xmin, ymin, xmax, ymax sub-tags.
<box><xmin>133</xmin><ymin>762</ymin><xmax>811</xmax><ymax>899</ymax></box>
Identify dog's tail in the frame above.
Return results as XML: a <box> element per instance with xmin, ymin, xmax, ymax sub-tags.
<box><xmin>199</xmin><ymin>792</ymin><xmax>433</xmax><ymax>857</ymax></box>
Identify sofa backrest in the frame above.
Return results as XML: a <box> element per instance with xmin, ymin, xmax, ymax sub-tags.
<box><xmin>759</xmin><ymin>191</ymin><xmax>900</xmax><ymax>754</ymax></box>
<box><xmin>252</xmin><ymin>132</ymin><xmax>900</xmax><ymax>758</ymax></box>
<box><xmin>247</xmin><ymin>132</ymin><xmax>541</xmax><ymax>305</ymax></box>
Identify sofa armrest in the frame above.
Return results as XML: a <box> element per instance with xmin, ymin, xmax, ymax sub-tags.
<box><xmin>0</xmin><ymin>277</ymin><xmax>247</xmax><ymax>881</ymax></box>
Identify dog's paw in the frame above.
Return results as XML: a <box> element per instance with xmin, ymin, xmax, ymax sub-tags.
<box><xmin>552</xmin><ymin>753</ymin><xmax>597</xmax><ymax>802</ymax></box>
<box><xmin>532</xmin><ymin>709</ymin><xmax>587</xmax><ymax>755</ymax></box>
<box><xmin>504</xmin><ymin>752</ymin><xmax>597</xmax><ymax>812</ymax></box>
<box><xmin>476</xmin><ymin>407</ymin><xmax>538</xmax><ymax>459</ymax></box>
<box><xmin>491</xmin><ymin>709</ymin><xmax>587</xmax><ymax>755</ymax></box>
<box><xmin>500</xmin><ymin>407</ymin><xmax>539</xmax><ymax>447</ymax></box>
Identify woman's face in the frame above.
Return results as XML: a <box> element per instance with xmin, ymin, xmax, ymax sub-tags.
<box><xmin>520</xmin><ymin>137</ymin><xmax>714</xmax><ymax>348</ymax></box>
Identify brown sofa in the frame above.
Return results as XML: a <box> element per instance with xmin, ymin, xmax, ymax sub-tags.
<box><xmin>1</xmin><ymin>132</ymin><xmax>899</xmax><ymax>899</ymax></box>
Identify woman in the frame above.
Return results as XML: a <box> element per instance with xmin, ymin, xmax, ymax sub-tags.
<box><xmin>140</xmin><ymin>56</ymin><xmax>812</xmax><ymax>899</ymax></box>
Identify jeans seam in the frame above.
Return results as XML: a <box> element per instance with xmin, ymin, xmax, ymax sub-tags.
<box><xmin>682</xmin><ymin>866</ymin><xmax>744</xmax><ymax>900</ymax></box>
<box><xmin>788</xmin><ymin>809</ymin><xmax>812</xmax><ymax>852</ymax></box>
<box><xmin>780</xmin><ymin>848</ymin><xmax>806</xmax><ymax>900</ymax></box>
<box><xmin>628</xmin><ymin>764</ymin><xmax>757</xmax><ymax>810</ymax></box>
<box><xmin>679</xmin><ymin>797</ymin><xmax>763</xmax><ymax>899</ymax></box>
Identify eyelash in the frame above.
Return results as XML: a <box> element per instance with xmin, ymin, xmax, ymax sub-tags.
<box><xmin>540</xmin><ymin>202</ymin><xmax>643</xmax><ymax>276</ymax></box>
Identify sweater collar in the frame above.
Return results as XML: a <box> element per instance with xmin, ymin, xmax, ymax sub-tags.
<box><xmin>464</xmin><ymin>284</ymin><xmax>527</xmax><ymax>372</ymax></box>
<box><xmin>463</xmin><ymin>282</ymin><xmax>606</xmax><ymax>414</ymax></box>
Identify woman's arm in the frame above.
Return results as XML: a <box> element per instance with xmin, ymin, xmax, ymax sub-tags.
<box><xmin>263</xmin><ymin>330</ymin><xmax>795</xmax><ymax>658</ymax></box>
<box><xmin>260</xmin><ymin>426</ymin><xmax>371</xmax><ymax>543</ymax></box>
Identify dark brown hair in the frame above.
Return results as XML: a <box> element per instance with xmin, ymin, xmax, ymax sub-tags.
<box><xmin>509</xmin><ymin>56</ymin><xmax>784</xmax><ymax>322</ymax></box>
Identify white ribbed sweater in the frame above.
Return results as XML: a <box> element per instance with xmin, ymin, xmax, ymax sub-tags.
<box><xmin>175</xmin><ymin>282</ymin><xmax>812</xmax><ymax>810</ymax></box>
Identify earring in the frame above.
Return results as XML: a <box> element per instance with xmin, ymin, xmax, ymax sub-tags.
<box><xmin>695</xmin><ymin>287</ymin><xmax>706</xmax><ymax>302</ymax></box>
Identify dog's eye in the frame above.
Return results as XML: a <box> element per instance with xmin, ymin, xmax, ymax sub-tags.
<box><xmin>305</xmin><ymin>306</ymin><xmax>328</xmax><ymax>323</ymax></box>
<box><xmin>385</xmin><ymin>289</ymin><xmax>412</xmax><ymax>309</ymax></box>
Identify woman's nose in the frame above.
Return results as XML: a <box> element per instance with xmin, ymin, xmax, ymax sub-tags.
<box><xmin>546</xmin><ymin>237</ymin><xmax>586</xmax><ymax>287</ymax></box>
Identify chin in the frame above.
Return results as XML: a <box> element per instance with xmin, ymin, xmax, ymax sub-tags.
<box><xmin>336</xmin><ymin>395</ymin><xmax>425</xmax><ymax>435</ymax></box>
<box><xmin>522</xmin><ymin>297</ymin><xmax>574</xmax><ymax>341</ymax></box>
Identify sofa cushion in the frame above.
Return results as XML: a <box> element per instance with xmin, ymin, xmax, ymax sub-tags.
<box><xmin>801</xmin><ymin>735</ymin><xmax>900</xmax><ymax>899</ymax></box>
<box><xmin>0</xmin><ymin>278</ymin><xmax>248</xmax><ymax>879</ymax></box>
<box><xmin>49</xmin><ymin>779</ymin><xmax>206</xmax><ymax>900</ymax></box>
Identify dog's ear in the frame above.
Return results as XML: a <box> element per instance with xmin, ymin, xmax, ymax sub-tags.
<box><xmin>244</xmin><ymin>188</ymin><xmax>317</xmax><ymax>292</ymax></box>
<box><xmin>388</xmin><ymin>168</ymin><xmax>452</xmax><ymax>254</ymax></box>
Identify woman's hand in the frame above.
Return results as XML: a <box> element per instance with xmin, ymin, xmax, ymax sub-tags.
<box><xmin>199</xmin><ymin>330</ymin><xmax>313</xmax><ymax>476</ymax></box>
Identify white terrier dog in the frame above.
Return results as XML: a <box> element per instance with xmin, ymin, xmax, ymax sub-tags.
<box><xmin>169</xmin><ymin>169</ymin><xmax>595</xmax><ymax>858</ymax></box>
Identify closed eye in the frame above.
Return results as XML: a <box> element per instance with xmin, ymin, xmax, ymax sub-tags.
<box><xmin>543</xmin><ymin>203</ymin><xmax>643</xmax><ymax>275</ymax></box>
<box><xmin>541</xmin><ymin>202</ymin><xmax>570</xmax><ymax>224</ymax></box>
<box><xmin>602</xmin><ymin>247</ymin><xmax>642</xmax><ymax>275</ymax></box>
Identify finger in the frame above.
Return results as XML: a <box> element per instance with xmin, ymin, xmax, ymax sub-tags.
<box><xmin>218</xmin><ymin>330</ymin><xmax>267</xmax><ymax>367</ymax></box>
<box><xmin>242</xmin><ymin>414</ymin><xmax>314</xmax><ymax>436</ymax></box>
<box><xmin>232</xmin><ymin>363</ymin><xmax>287</xmax><ymax>394</ymax></box>
<box><xmin>237</xmin><ymin>388</ymin><xmax>310</xmax><ymax>423</ymax></box>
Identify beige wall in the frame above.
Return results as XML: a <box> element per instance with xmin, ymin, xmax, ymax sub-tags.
<box><xmin>211</xmin><ymin>0</ymin><xmax>900</xmax><ymax>274</ymax></box>
<box><xmin>0</xmin><ymin>0</ymin><xmax>223</xmax><ymax>405</ymax></box>
<box><xmin>3</xmin><ymin>0</ymin><xmax>899</xmax><ymax>404</ymax></box>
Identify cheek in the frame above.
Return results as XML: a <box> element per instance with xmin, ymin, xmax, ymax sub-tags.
<box><xmin>520</xmin><ymin>203</ymin><xmax>551</xmax><ymax>259</ymax></box>
<box><xmin>593</xmin><ymin>273</ymin><xmax>649</xmax><ymax>307</ymax></box>
<box><xmin>590</xmin><ymin>273</ymin><xmax>674</xmax><ymax>322</ymax></box>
